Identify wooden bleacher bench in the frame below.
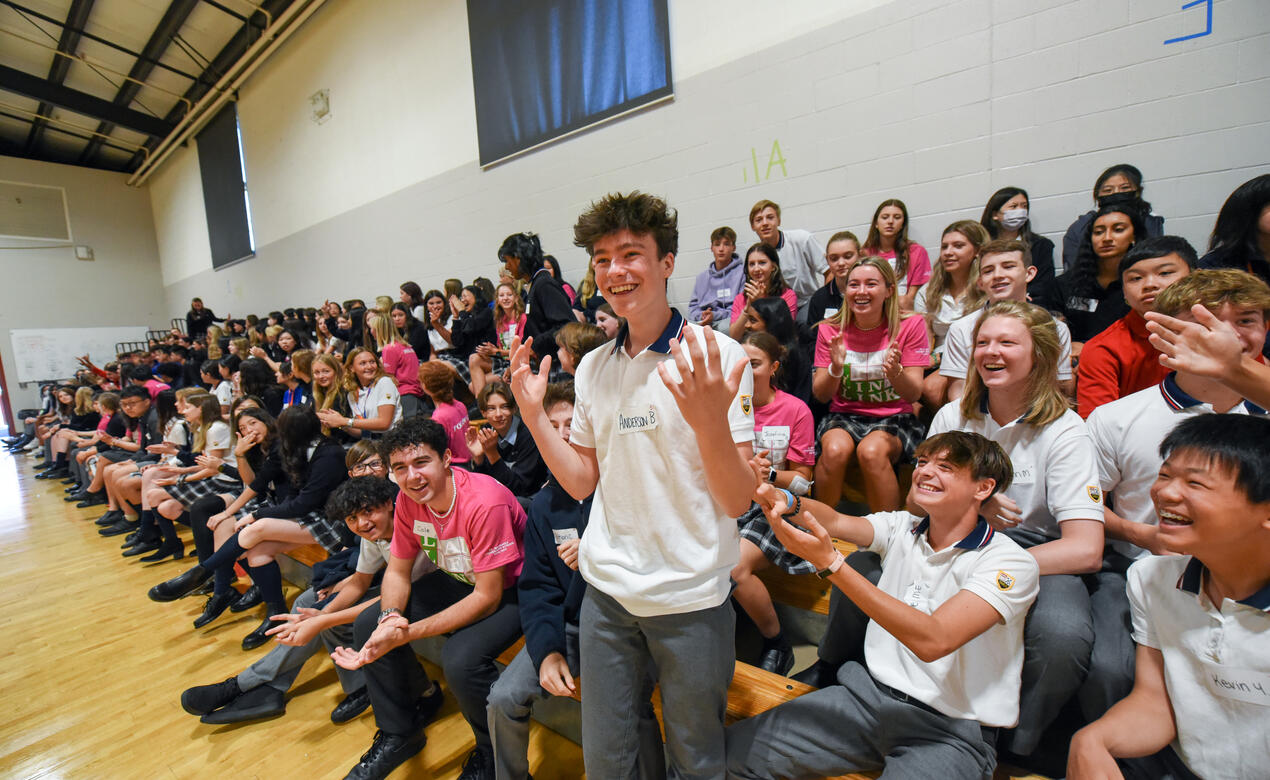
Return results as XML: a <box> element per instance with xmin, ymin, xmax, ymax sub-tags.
<box><xmin>286</xmin><ymin>543</ymin><xmax>329</xmax><ymax>569</ymax></box>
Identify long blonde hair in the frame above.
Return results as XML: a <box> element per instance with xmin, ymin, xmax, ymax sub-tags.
<box><xmin>828</xmin><ymin>256</ymin><xmax>902</xmax><ymax>341</ymax></box>
<box><xmin>342</xmin><ymin>348</ymin><xmax>388</xmax><ymax>393</ymax></box>
<box><xmin>367</xmin><ymin>313</ymin><xmax>406</xmax><ymax>350</ymax></box>
<box><xmin>187</xmin><ymin>393</ymin><xmax>226</xmax><ymax>452</ymax></box>
<box><xmin>312</xmin><ymin>353</ymin><xmax>345</xmax><ymax>412</ymax></box>
<box><xmin>74</xmin><ymin>386</ymin><xmax>94</xmax><ymax>415</ymax></box>
<box><xmin>961</xmin><ymin>300</ymin><xmax>1068</xmax><ymax>427</ymax></box>
<box><xmin>925</xmin><ymin>220</ymin><xmax>989</xmax><ymax>312</ymax></box>
<box><xmin>206</xmin><ymin>326</ymin><xmax>224</xmax><ymax>360</ymax></box>
<box><xmin>578</xmin><ymin>261</ymin><xmax>599</xmax><ymax>307</ymax></box>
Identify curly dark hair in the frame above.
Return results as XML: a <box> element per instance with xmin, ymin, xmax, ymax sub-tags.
<box><xmin>572</xmin><ymin>191</ymin><xmax>678</xmax><ymax>258</ymax></box>
<box><xmin>326</xmin><ymin>476</ymin><xmax>398</xmax><ymax>527</ymax></box>
<box><xmin>378</xmin><ymin>416</ymin><xmax>450</xmax><ymax>464</ymax></box>
<box><xmin>1068</xmin><ymin>203</ymin><xmax>1148</xmax><ymax>298</ymax></box>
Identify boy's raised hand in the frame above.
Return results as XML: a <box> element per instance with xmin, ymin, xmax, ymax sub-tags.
<box><xmin>657</xmin><ymin>326</ymin><xmax>747</xmax><ymax>433</ymax></box>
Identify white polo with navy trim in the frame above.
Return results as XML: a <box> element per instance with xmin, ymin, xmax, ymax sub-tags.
<box><xmin>863</xmin><ymin>511</ymin><xmax>1039</xmax><ymax>727</ymax></box>
<box><xmin>570</xmin><ymin>309</ymin><xmax>755</xmax><ymax>617</ymax></box>
<box><xmin>1129</xmin><ymin>555</ymin><xmax>1270</xmax><ymax>779</ymax></box>
<box><xmin>940</xmin><ymin>310</ymin><xmax>1073</xmax><ymax>382</ymax></box>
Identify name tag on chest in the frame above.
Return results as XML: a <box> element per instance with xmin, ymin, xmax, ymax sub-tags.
<box><xmin>1203</xmin><ymin>662</ymin><xmax>1270</xmax><ymax>706</ymax></box>
<box><xmin>617</xmin><ymin>405</ymin><xmax>659</xmax><ymax>434</ymax></box>
<box><xmin>552</xmin><ymin>527</ymin><xmax>579</xmax><ymax>544</ymax></box>
<box><xmin>413</xmin><ymin>520</ymin><xmax>439</xmax><ymax>546</ymax></box>
<box><xmin>1012</xmin><ymin>462</ymin><xmax>1036</xmax><ymax>485</ymax></box>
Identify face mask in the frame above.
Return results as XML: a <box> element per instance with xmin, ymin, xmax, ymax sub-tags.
<box><xmin>1097</xmin><ymin>190</ymin><xmax>1139</xmax><ymax>209</ymax></box>
<box><xmin>1000</xmin><ymin>208</ymin><xmax>1028</xmax><ymax>230</ymax></box>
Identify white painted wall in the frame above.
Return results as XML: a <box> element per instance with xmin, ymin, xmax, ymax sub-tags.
<box><xmin>0</xmin><ymin>155</ymin><xmax>166</xmax><ymax>413</ymax></box>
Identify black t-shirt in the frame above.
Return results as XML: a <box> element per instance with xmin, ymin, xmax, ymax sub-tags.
<box><xmin>1031</xmin><ymin>272</ymin><xmax>1127</xmax><ymax>343</ymax></box>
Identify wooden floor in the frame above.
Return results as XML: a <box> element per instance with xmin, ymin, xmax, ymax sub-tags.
<box><xmin>0</xmin><ymin>451</ymin><xmax>584</xmax><ymax>779</ymax></box>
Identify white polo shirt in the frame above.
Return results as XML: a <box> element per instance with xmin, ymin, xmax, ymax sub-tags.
<box><xmin>928</xmin><ymin>402</ymin><xmax>1103</xmax><ymax>540</ymax></box>
<box><xmin>1129</xmin><ymin>555</ymin><xmax>1270</xmax><ymax>779</ymax></box>
<box><xmin>571</xmin><ymin>309</ymin><xmax>755</xmax><ymax>617</ymax></box>
<box><xmin>940</xmin><ymin>309</ymin><xmax>1073</xmax><ymax>382</ymax></box>
<box><xmin>1089</xmin><ymin>374</ymin><xmax>1267</xmax><ymax>559</ymax></box>
<box><xmin>864</xmin><ymin>511</ymin><xmax>1039</xmax><ymax>727</ymax></box>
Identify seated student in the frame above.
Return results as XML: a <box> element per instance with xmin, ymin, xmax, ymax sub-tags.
<box><xmin>315</xmin><ymin>348</ymin><xmax>401</xmax><ymax>440</ymax></box>
<box><xmin>1061</xmin><ymin>164</ymin><xmax>1166</xmax><ymax>271</ymax></box>
<box><xmin>215</xmin><ymin>355</ymin><xmax>240</xmax><ymax>409</ymax></box>
<box><xmin>1068</xmin><ymin>414</ymin><xmax>1270</xmax><ymax>780</ymax></box>
<box><xmin>736</xmin><ymin>297</ymin><xmax>813</xmax><ymax>404</ymax></box>
<box><xmin>470</xmin><ymin>282</ymin><xmax>528</xmax><ymax>396</ymax></box>
<box><xmin>64</xmin><ymin>392</ymin><xmax>123</xmax><ymax>498</ymax></box>
<box><xmin>390</xmin><ymin>303</ymin><xmax>431</xmax><ymax>366</ymax></box>
<box><xmin>120</xmin><ymin>388</ymin><xmax>198</xmax><ymax>560</ymax></box>
<box><xmin>179</xmin><ymin>467</ymin><xmax>415</xmax><ymax>726</ymax></box>
<box><xmin>929</xmin><ymin>300</ymin><xmax>1106</xmax><ymax>764</ymax></box>
<box><xmin>331</xmin><ymin>417</ymin><xmax>526</xmax><ymax>780</ymax></box>
<box><xmin>286</xmin><ymin>350</ymin><xmax>314</xmax><ymax>406</ymax></box>
<box><xmin>130</xmin><ymin>363</ymin><xmax>170</xmax><ymax>400</ymax></box>
<box><xmin>941</xmin><ymin>239</ymin><xmax>1075</xmax><ymax>401</ymax></box>
<box><xmin>916</xmin><ymin>220</ymin><xmax>989</xmax><ymax>409</ymax></box>
<box><xmin>55</xmin><ymin>390</ymin><xmax>113</xmax><ymax>489</ymax></box>
<box><xmin>804</xmin><ymin>231</ymin><xmax>861</xmax><ymax>327</ymax></box>
<box><xmin>811</xmin><ymin>257</ymin><xmax>930</xmax><ymax>510</ymax></box>
<box><xmin>1076</xmin><ymin>236</ymin><xmax>1195</xmax><ymax>418</ymax></box>
<box><xmin>38</xmin><ymin>386</ymin><xmax>100</xmax><ymax>481</ymax></box>
<box><xmin>367</xmin><ymin>313</ymin><xmax>422</xmax><ymax>418</ymax></box>
<box><xmin>487</xmin><ymin>382</ymin><xmax>665</xmax><ymax>780</ymax></box>
<box><xmin>571</xmin><ymin>260</ymin><xmax>607</xmax><ymax>324</ymax></box>
<box><xmin>311</xmin><ymin>353</ymin><xmax>357</xmax><ymax>445</ymax></box>
<box><xmin>862</xmin><ymin>198</ymin><xmax>932</xmax><ymax>314</ymax></box>
<box><xmin>465</xmin><ymin>382</ymin><xmax>547</xmax><ymax>500</ymax></box>
<box><xmin>726</xmin><ymin>431</ymin><xmax>1040</xmax><ymax>779</ymax></box>
<box><xmin>552</xmin><ymin>321</ymin><xmax>608</xmax><ymax>377</ymax></box>
<box><xmin>690</xmin><ymin>226</ymin><xmax>744</xmax><ymax>330</ymax></box>
<box><xmin>84</xmin><ymin>387</ymin><xmax>163</xmax><ymax>518</ymax></box>
<box><xmin>749</xmin><ymin>199</ymin><xmax>827</xmax><ymax>320</ymax></box>
<box><xmin>728</xmin><ymin>243</ymin><xmax>799</xmax><ymax>340</ymax></box>
<box><xmin>980</xmin><ymin>186</ymin><xmax>1057</xmax><ymax>292</ymax></box>
<box><xmin>1032</xmin><ymin>203</ymin><xmax>1147</xmax><ymax>347</ymax></box>
<box><xmin>239</xmin><ymin>356</ymin><xmax>286</xmax><ymax>416</ymax></box>
<box><xmin>593</xmin><ymin>301</ymin><xmax>621</xmax><ymax>341</ymax></box>
<box><xmin>730</xmin><ymin>332</ymin><xmax>816</xmax><ymax>675</ymax></box>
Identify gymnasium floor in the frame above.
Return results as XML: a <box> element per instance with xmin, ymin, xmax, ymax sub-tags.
<box><xmin>0</xmin><ymin>451</ymin><xmax>583</xmax><ymax>779</ymax></box>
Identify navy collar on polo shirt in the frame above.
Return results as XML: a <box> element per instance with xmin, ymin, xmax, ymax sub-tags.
<box><xmin>1176</xmin><ymin>556</ymin><xmax>1270</xmax><ymax>611</ymax></box>
<box><xmin>1160</xmin><ymin>372</ymin><xmax>1267</xmax><ymax>414</ymax></box>
<box><xmin>910</xmin><ymin>516</ymin><xmax>995</xmax><ymax>550</ymax></box>
<box><xmin>978</xmin><ymin>395</ymin><xmax>1032</xmax><ymax>424</ymax></box>
<box><xmin>610</xmin><ymin>308</ymin><xmax>687</xmax><ymax>356</ymax></box>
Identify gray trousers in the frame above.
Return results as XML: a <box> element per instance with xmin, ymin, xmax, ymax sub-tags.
<box><xmin>488</xmin><ymin>622</ymin><xmax>665</xmax><ymax>780</ymax></box>
<box><xmin>237</xmin><ymin>587</ymin><xmax>368</xmax><ymax>695</ymax></box>
<box><xmin>581</xmin><ymin>587</ymin><xmax>734</xmax><ymax>780</ymax></box>
<box><xmin>1077</xmin><ymin>560</ymin><xmax>1136</xmax><ymax>722</ymax></box>
<box><xmin>725</xmin><ymin>661</ymin><xmax>997</xmax><ymax>780</ymax></box>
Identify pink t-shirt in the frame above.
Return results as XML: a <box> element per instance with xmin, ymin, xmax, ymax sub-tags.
<box><xmin>731</xmin><ymin>288</ymin><xmax>799</xmax><ymax>322</ymax></box>
<box><xmin>390</xmin><ymin>467</ymin><xmax>526</xmax><ymax>589</ymax></box>
<box><xmin>495</xmin><ymin>313</ymin><xmax>527</xmax><ymax>351</ymax></box>
<box><xmin>870</xmin><ymin>244</ymin><xmax>932</xmax><ymax>295</ymax></box>
<box><xmin>381</xmin><ymin>342</ymin><xmax>422</xmax><ymax>397</ymax></box>
<box><xmin>753</xmin><ymin>389</ymin><xmax>816</xmax><ymax>467</ymax></box>
<box><xmin>430</xmin><ymin>398</ymin><xmax>471</xmax><ymax>463</ymax></box>
<box><xmin>143</xmin><ymin>378</ymin><xmax>170</xmax><ymax>401</ymax></box>
<box><xmin>814</xmin><ymin>316</ymin><xmax>930</xmax><ymax>416</ymax></box>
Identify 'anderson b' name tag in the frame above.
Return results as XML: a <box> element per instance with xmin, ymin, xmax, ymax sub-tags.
<box><xmin>1203</xmin><ymin>662</ymin><xmax>1270</xmax><ymax>706</ymax></box>
<box><xmin>617</xmin><ymin>405</ymin><xmax>659</xmax><ymax>434</ymax></box>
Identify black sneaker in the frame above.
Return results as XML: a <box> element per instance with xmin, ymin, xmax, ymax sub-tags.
<box><xmin>457</xmin><ymin>747</ymin><xmax>495</xmax><ymax>780</ymax></box>
<box><xmin>757</xmin><ymin>644</ymin><xmax>795</xmax><ymax>677</ymax></box>
<box><xmin>342</xmin><ymin>729</ymin><xmax>427</xmax><ymax>780</ymax></box>
<box><xmin>181</xmin><ymin>677</ymin><xmax>241</xmax><ymax>716</ymax></box>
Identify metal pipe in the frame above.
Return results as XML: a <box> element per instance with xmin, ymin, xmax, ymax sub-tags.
<box><xmin>0</xmin><ymin>99</ymin><xmax>150</xmax><ymax>159</ymax></box>
<box><xmin>127</xmin><ymin>0</ymin><xmax>326</xmax><ymax>186</ymax></box>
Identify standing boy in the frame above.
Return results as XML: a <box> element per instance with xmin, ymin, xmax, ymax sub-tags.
<box><xmin>750</xmin><ymin>199</ymin><xmax>827</xmax><ymax>320</ymax></box>
<box><xmin>509</xmin><ymin>191</ymin><xmax>756</xmax><ymax>778</ymax></box>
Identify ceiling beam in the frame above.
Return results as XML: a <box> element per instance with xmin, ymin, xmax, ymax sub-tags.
<box><xmin>0</xmin><ymin>64</ymin><xmax>177</xmax><ymax>137</ymax></box>
<box><xmin>24</xmin><ymin>0</ymin><xmax>96</xmax><ymax>152</ymax></box>
<box><xmin>78</xmin><ymin>0</ymin><xmax>200</xmax><ymax>165</ymax></box>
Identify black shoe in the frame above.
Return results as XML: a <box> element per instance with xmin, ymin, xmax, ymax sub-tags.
<box><xmin>60</xmin><ymin>477</ymin><xmax>77</xmax><ymax>485</ymax></box>
<box><xmin>342</xmin><ymin>730</ymin><xmax>427</xmax><ymax>780</ymax></box>
<box><xmin>148</xmin><ymin>565</ymin><xmax>212</xmax><ymax>602</ymax></box>
<box><xmin>757</xmin><ymin>644</ymin><xmax>795</xmax><ymax>677</ymax></box>
<box><xmin>457</xmin><ymin>747</ymin><xmax>495</xmax><ymax>780</ymax></box>
<box><xmin>181</xmin><ymin>677</ymin><xmax>241</xmax><ymax>716</ymax></box>
<box><xmin>241</xmin><ymin>614</ymin><xmax>279</xmax><ymax>651</ymax></box>
<box><xmin>413</xmin><ymin>684</ymin><xmax>445</xmax><ymax>730</ymax></box>
<box><xmin>77</xmin><ymin>492</ymin><xmax>107</xmax><ymax>508</ymax></box>
<box><xmin>96</xmin><ymin>509</ymin><xmax>124</xmax><ymax>526</ymax></box>
<box><xmin>140</xmin><ymin>541</ymin><xmax>185</xmax><ymax>563</ymax></box>
<box><xmin>200</xmin><ymin>685</ymin><xmax>286</xmax><ymax>724</ymax></box>
<box><xmin>193</xmin><ymin>590</ymin><xmax>239</xmax><ymax>629</ymax></box>
<box><xmin>122</xmin><ymin>540</ymin><xmax>161</xmax><ymax>557</ymax></box>
<box><xmin>790</xmin><ymin>659</ymin><xmax>839</xmax><ymax>689</ymax></box>
<box><xmin>66</xmin><ymin>492</ymin><xmax>92</xmax><ymax>503</ymax></box>
<box><xmin>230</xmin><ymin>585</ymin><xmax>262</xmax><ymax>613</ymax></box>
<box><xmin>190</xmin><ymin>580</ymin><xmax>215</xmax><ymax>597</ymax></box>
<box><xmin>36</xmin><ymin>466</ymin><xmax>68</xmax><ymax>479</ymax></box>
<box><xmin>331</xmin><ymin>689</ymin><xmax>371</xmax><ymax>724</ymax></box>
<box><xmin>99</xmin><ymin>519</ymin><xmax>139</xmax><ymax>537</ymax></box>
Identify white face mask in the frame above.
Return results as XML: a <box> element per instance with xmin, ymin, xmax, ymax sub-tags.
<box><xmin>1000</xmin><ymin>208</ymin><xmax>1028</xmax><ymax>230</ymax></box>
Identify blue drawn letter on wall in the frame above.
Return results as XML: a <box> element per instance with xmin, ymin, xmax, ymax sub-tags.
<box><xmin>1164</xmin><ymin>0</ymin><xmax>1213</xmax><ymax>44</ymax></box>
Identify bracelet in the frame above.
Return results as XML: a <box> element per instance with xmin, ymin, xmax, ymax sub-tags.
<box><xmin>828</xmin><ymin>364</ymin><xmax>844</xmax><ymax>378</ymax></box>
<box><xmin>378</xmin><ymin>607</ymin><xmax>402</xmax><ymax>624</ymax></box>
<box><xmin>777</xmin><ymin>488</ymin><xmax>801</xmax><ymax>519</ymax></box>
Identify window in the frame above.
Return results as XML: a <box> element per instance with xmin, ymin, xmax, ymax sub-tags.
<box><xmin>196</xmin><ymin>104</ymin><xmax>256</xmax><ymax>269</ymax></box>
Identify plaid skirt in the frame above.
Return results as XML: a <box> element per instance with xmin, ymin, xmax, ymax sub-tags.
<box><xmin>233</xmin><ymin>496</ymin><xmax>347</xmax><ymax>554</ymax></box>
<box><xmin>737</xmin><ymin>504</ymin><xmax>817</xmax><ymax>576</ymax></box>
<box><xmin>814</xmin><ymin>411</ymin><xmax>926</xmax><ymax>462</ymax></box>
<box><xmin>435</xmin><ymin>350</ymin><xmax>472</xmax><ymax>383</ymax></box>
<box><xmin>166</xmin><ymin>475</ymin><xmax>242</xmax><ymax>508</ymax></box>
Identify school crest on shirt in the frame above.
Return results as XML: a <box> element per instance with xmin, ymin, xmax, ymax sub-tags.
<box><xmin>996</xmin><ymin>571</ymin><xmax>1015</xmax><ymax>591</ymax></box>
<box><xmin>1087</xmin><ymin>485</ymin><xmax>1102</xmax><ymax>504</ymax></box>
<box><xmin>740</xmin><ymin>394</ymin><xmax>753</xmax><ymax>415</ymax></box>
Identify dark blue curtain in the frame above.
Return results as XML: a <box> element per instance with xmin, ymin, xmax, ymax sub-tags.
<box><xmin>467</xmin><ymin>0</ymin><xmax>672</xmax><ymax>165</ymax></box>
<box><xmin>196</xmin><ymin>104</ymin><xmax>254</xmax><ymax>269</ymax></box>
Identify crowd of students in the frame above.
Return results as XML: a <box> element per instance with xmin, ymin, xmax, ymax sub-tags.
<box><xmin>5</xmin><ymin>167</ymin><xmax>1269</xmax><ymax>780</ymax></box>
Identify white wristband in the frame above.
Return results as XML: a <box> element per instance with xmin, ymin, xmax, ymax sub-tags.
<box><xmin>828</xmin><ymin>364</ymin><xmax>844</xmax><ymax>378</ymax></box>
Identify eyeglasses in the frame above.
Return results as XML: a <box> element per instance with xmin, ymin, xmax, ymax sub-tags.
<box><xmin>350</xmin><ymin>459</ymin><xmax>383</xmax><ymax>475</ymax></box>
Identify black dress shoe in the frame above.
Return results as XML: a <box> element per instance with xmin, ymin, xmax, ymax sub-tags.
<box><xmin>193</xmin><ymin>590</ymin><xmax>238</xmax><ymax>629</ymax></box>
<box><xmin>148</xmin><ymin>565</ymin><xmax>212</xmax><ymax>602</ymax></box>
<box><xmin>61</xmin><ymin>477</ymin><xmax>77</xmax><ymax>485</ymax></box>
<box><xmin>413</xmin><ymin>684</ymin><xmax>445</xmax><ymax>730</ymax></box>
<box><xmin>140</xmin><ymin>541</ymin><xmax>184</xmax><ymax>563</ymax></box>
<box><xmin>241</xmin><ymin>613</ymin><xmax>281</xmax><ymax>650</ymax></box>
<box><xmin>190</xmin><ymin>580</ymin><xmax>215</xmax><ymax>597</ymax></box>
<box><xmin>230</xmin><ymin>585</ymin><xmax>262</xmax><ymax>613</ymax></box>
<box><xmin>99</xmin><ymin>519</ymin><xmax>139</xmax><ymax>537</ymax></box>
<box><xmin>66</xmin><ymin>492</ymin><xmax>91</xmax><ymax>503</ymax></box>
<box><xmin>757</xmin><ymin>644</ymin><xmax>795</xmax><ymax>677</ymax></box>
<box><xmin>200</xmin><ymin>686</ymin><xmax>286</xmax><ymax>724</ymax></box>
<box><xmin>789</xmin><ymin>659</ymin><xmax>839</xmax><ymax>689</ymax></box>
<box><xmin>122</xmin><ymin>540</ymin><xmax>161</xmax><ymax>557</ymax></box>
<box><xmin>36</xmin><ymin>467</ymin><xmax>68</xmax><ymax>479</ymax></box>
<box><xmin>331</xmin><ymin>689</ymin><xmax>371</xmax><ymax>724</ymax></box>
<box><xmin>77</xmin><ymin>492</ymin><xmax>107</xmax><ymax>508</ymax></box>
<box><xmin>457</xmin><ymin>747</ymin><xmax>495</xmax><ymax>780</ymax></box>
<box><xmin>342</xmin><ymin>729</ymin><xmax>427</xmax><ymax>780</ymax></box>
<box><xmin>181</xmin><ymin>677</ymin><xmax>241</xmax><ymax>716</ymax></box>
<box><xmin>95</xmin><ymin>509</ymin><xmax>124</xmax><ymax>526</ymax></box>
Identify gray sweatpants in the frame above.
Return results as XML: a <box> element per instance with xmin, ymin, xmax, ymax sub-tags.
<box><xmin>580</xmin><ymin>587</ymin><xmax>734</xmax><ymax>780</ymax></box>
<box><xmin>487</xmin><ymin>622</ymin><xmax>664</xmax><ymax>780</ymax></box>
<box><xmin>725</xmin><ymin>661</ymin><xmax>997</xmax><ymax>780</ymax></box>
<box><xmin>236</xmin><ymin>587</ymin><xmax>369</xmax><ymax>695</ymax></box>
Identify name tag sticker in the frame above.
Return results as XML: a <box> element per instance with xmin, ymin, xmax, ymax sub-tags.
<box><xmin>1203</xmin><ymin>663</ymin><xmax>1270</xmax><ymax>706</ymax></box>
<box><xmin>1013</xmin><ymin>462</ymin><xmax>1035</xmax><ymax>485</ymax></box>
<box><xmin>413</xmin><ymin>520</ymin><xmax>438</xmax><ymax>544</ymax></box>
<box><xmin>902</xmin><ymin>581</ymin><xmax>930</xmax><ymax>611</ymax></box>
<box><xmin>617</xmin><ymin>405</ymin><xmax>659</xmax><ymax>434</ymax></box>
<box><xmin>553</xmin><ymin>527</ymin><xmax>580</xmax><ymax>544</ymax></box>
<box><xmin>1069</xmin><ymin>297</ymin><xmax>1098</xmax><ymax>313</ymax></box>
<box><xmin>823</xmin><ymin>307</ymin><xmax>839</xmax><ymax>318</ymax></box>
<box><xmin>717</xmin><ymin>287</ymin><xmax>732</xmax><ymax>300</ymax></box>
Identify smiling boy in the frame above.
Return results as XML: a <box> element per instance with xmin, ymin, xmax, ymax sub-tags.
<box><xmin>750</xmin><ymin>199</ymin><xmax>827</xmax><ymax>321</ymax></box>
<box><xmin>726</xmin><ymin>431</ymin><xmax>1039</xmax><ymax>779</ymax></box>
<box><xmin>1069</xmin><ymin>414</ymin><xmax>1270</xmax><ymax>780</ymax></box>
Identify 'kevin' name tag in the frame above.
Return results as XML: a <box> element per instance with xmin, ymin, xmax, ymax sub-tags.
<box><xmin>553</xmin><ymin>527</ymin><xmax>579</xmax><ymax>544</ymax></box>
<box><xmin>1203</xmin><ymin>662</ymin><xmax>1270</xmax><ymax>707</ymax></box>
<box><xmin>617</xmin><ymin>405</ymin><xmax>659</xmax><ymax>434</ymax></box>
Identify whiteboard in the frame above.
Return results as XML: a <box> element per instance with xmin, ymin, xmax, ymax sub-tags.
<box><xmin>9</xmin><ymin>326</ymin><xmax>149</xmax><ymax>384</ymax></box>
